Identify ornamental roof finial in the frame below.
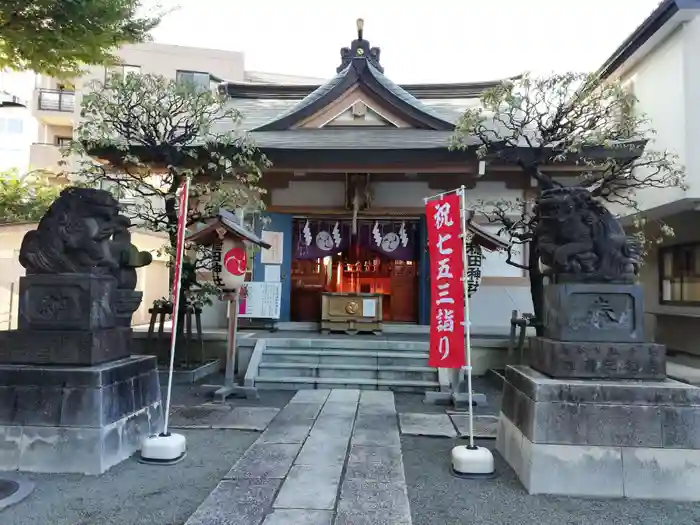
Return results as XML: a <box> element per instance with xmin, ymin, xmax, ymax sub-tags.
<box><xmin>337</xmin><ymin>18</ymin><xmax>383</xmax><ymax>73</ymax></box>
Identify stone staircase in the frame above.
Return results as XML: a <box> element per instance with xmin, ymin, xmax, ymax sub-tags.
<box><xmin>254</xmin><ymin>337</ymin><xmax>439</xmax><ymax>392</ymax></box>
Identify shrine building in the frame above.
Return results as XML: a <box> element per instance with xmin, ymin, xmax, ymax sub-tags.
<box><xmin>215</xmin><ymin>20</ymin><xmax>574</xmax><ymax>331</ymax></box>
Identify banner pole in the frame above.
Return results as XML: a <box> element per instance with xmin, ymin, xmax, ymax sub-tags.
<box><xmin>140</xmin><ymin>178</ymin><xmax>190</xmax><ymax>465</ymax></box>
<box><xmin>423</xmin><ymin>187</ymin><xmax>461</xmax><ymax>205</ymax></box>
<box><xmin>162</xmin><ymin>176</ymin><xmax>191</xmax><ymax>435</ymax></box>
<box><xmin>459</xmin><ymin>185</ymin><xmax>475</xmax><ymax>449</ymax></box>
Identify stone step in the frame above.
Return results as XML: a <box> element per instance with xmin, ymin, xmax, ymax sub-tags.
<box><xmin>257</xmin><ymin>362</ymin><xmax>437</xmax><ymax>382</ymax></box>
<box><xmin>255</xmin><ymin>376</ymin><xmax>439</xmax><ymax>393</ymax></box>
<box><xmin>261</xmin><ymin>349</ymin><xmax>429</xmax><ymax>368</ymax></box>
<box><xmin>667</xmin><ymin>361</ymin><xmax>700</xmax><ymax>385</ymax></box>
<box><xmin>264</xmin><ymin>337</ymin><xmax>428</xmax><ymax>352</ymax></box>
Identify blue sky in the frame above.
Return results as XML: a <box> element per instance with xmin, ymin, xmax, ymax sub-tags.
<box><xmin>148</xmin><ymin>0</ymin><xmax>662</xmax><ymax>82</ymax></box>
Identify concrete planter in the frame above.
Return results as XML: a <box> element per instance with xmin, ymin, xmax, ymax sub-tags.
<box><xmin>158</xmin><ymin>359</ymin><xmax>221</xmax><ymax>384</ymax></box>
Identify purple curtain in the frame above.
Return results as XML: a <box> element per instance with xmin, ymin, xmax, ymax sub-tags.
<box><xmin>358</xmin><ymin>220</ymin><xmax>417</xmax><ymax>260</ymax></box>
<box><xmin>293</xmin><ymin>219</ymin><xmax>351</xmax><ymax>260</ymax></box>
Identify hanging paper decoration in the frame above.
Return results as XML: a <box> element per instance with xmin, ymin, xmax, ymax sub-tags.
<box><xmin>332</xmin><ymin>222</ymin><xmax>342</xmax><ymax>248</ymax></box>
<box><xmin>302</xmin><ymin>220</ymin><xmax>312</xmax><ymax>246</ymax></box>
<box><xmin>399</xmin><ymin>221</ymin><xmax>409</xmax><ymax>247</ymax></box>
<box><xmin>466</xmin><ymin>243</ymin><xmax>483</xmax><ymax>298</ymax></box>
<box><xmin>372</xmin><ymin>221</ymin><xmax>382</xmax><ymax>247</ymax></box>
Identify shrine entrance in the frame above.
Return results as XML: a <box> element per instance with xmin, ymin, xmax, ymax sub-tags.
<box><xmin>290</xmin><ymin>218</ymin><xmax>419</xmax><ymax>324</ymax></box>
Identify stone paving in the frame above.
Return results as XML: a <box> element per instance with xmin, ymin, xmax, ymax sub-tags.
<box><xmin>398</xmin><ymin>413</ymin><xmax>499</xmax><ymax>439</ymax></box>
<box><xmin>184</xmin><ymin>389</ymin><xmax>412</xmax><ymax>525</ymax></box>
<box><xmin>169</xmin><ymin>404</ymin><xmax>281</xmax><ymax>431</ymax></box>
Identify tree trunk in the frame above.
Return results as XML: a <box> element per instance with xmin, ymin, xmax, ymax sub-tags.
<box><xmin>164</xmin><ymin>194</ymin><xmax>178</xmax><ymax>289</ymax></box>
<box><xmin>529</xmin><ymin>233</ymin><xmax>545</xmax><ymax>337</ymax></box>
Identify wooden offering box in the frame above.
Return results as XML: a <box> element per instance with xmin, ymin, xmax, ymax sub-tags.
<box><xmin>320</xmin><ymin>292</ymin><xmax>383</xmax><ymax>335</ymax></box>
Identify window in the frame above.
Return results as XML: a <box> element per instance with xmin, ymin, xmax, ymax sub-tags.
<box><xmin>176</xmin><ymin>70</ymin><xmax>219</xmax><ymax>91</ymax></box>
<box><xmin>55</xmin><ymin>136</ymin><xmax>72</xmax><ymax>147</ymax></box>
<box><xmin>659</xmin><ymin>243</ymin><xmax>700</xmax><ymax>304</ymax></box>
<box><xmin>0</xmin><ymin>118</ymin><xmax>23</xmax><ymax>135</ymax></box>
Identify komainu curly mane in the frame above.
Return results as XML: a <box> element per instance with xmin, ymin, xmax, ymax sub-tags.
<box><xmin>535</xmin><ymin>187</ymin><xmax>640</xmax><ymax>283</ymax></box>
<box><xmin>19</xmin><ymin>187</ymin><xmax>121</xmax><ymax>275</ymax></box>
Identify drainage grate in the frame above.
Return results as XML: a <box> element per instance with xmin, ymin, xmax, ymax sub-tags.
<box><xmin>0</xmin><ymin>479</ymin><xmax>19</xmax><ymax>499</ymax></box>
<box><xmin>0</xmin><ymin>478</ymin><xmax>34</xmax><ymax>511</ymax></box>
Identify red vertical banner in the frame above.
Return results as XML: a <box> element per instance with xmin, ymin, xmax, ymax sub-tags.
<box><xmin>169</xmin><ymin>178</ymin><xmax>191</xmax><ymax>349</ymax></box>
<box><xmin>426</xmin><ymin>193</ymin><xmax>466</xmax><ymax>368</ymax></box>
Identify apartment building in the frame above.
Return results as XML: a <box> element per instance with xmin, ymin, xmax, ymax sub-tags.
<box><xmin>597</xmin><ymin>0</ymin><xmax>700</xmax><ymax>359</ymax></box>
<box><xmin>29</xmin><ymin>42</ymin><xmax>324</xmax><ymax>176</ymax></box>
<box><xmin>0</xmin><ymin>71</ymin><xmax>35</xmax><ymax>173</ymax></box>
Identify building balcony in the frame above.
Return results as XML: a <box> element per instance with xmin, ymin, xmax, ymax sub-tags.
<box><xmin>32</xmin><ymin>89</ymin><xmax>76</xmax><ymax>125</ymax></box>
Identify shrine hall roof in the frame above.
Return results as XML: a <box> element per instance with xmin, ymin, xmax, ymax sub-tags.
<box><xmin>243</xmin><ymin>129</ymin><xmax>470</xmax><ymax>150</ymax></box>
<box><xmin>216</xmin><ymin>19</ymin><xmax>517</xmax><ymax>150</ymax></box>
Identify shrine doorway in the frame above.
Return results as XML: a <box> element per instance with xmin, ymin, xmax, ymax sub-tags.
<box><xmin>290</xmin><ymin>218</ymin><xmax>419</xmax><ymax>323</ymax></box>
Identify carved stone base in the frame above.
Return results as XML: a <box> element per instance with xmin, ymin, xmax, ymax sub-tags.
<box><xmin>18</xmin><ymin>274</ymin><xmax>118</xmax><ymax>331</ymax></box>
<box><xmin>529</xmin><ymin>336</ymin><xmax>666</xmax><ymax>380</ymax></box>
<box><xmin>543</xmin><ymin>283</ymin><xmax>644</xmax><ymax>343</ymax></box>
<box><xmin>0</xmin><ymin>327</ymin><xmax>131</xmax><ymax>366</ymax></box>
<box><xmin>498</xmin><ymin>365</ymin><xmax>700</xmax><ymax>500</ymax></box>
<box><xmin>114</xmin><ymin>289</ymin><xmax>143</xmax><ymax>327</ymax></box>
<box><xmin>0</xmin><ymin>356</ymin><xmax>162</xmax><ymax>475</ymax></box>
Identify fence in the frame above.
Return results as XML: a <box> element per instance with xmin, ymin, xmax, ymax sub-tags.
<box><xmin>37</xmin><ymin>89</ymin><xmax>75</xmax><ymax>112</ymax></box>
<box><xmin>0</xmin><ymin>280</ymin><xmax>18</xmax><ymax>331</ymax></box>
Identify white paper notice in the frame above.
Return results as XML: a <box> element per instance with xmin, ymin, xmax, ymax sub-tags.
<box><xmin>264</xmin><ymin>265</ymin><xmax>281</xmax><ymax>283</ymax></box>
<box><xmin>362</xmin><ymin>299</ymin><xmax>376</xmax><ymax>318</ymax></box>
<box><xmin>261</xmin><ymin>231</ymin><xmax>283</xmax><ymax>265</ymax></box>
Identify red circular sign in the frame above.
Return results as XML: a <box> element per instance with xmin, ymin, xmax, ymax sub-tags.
<box><xmin>224</xmin><ymin>247</ymin><xmax>247</xmax><ymax>276</ymax></box>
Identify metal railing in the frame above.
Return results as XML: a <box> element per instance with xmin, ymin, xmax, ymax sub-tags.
<box><xmin>0</xmin><ymin>282</ymin><xmax>16</xmax><ymax>331</ymax></box>
<box><xmin>37</xmin><ymin>89</ymin><xmax>75</xmax><ymax>112</ymax></box>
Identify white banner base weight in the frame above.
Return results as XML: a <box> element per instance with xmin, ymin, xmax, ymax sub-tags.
<box><xmin>139</xmin><ymin>433</ymin><xmax>187</xmax><ymax>465</ymax></box>
<box><xmin>451</xmin><ymin>445</ymin><xmax>496</xmax><ymax>479</ymax></box>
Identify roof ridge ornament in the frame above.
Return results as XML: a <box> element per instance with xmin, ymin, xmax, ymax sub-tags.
<box><xmin>337</xmin><ymin>18</ymin><xmax>384</xmax><ymax>74</ymax></box>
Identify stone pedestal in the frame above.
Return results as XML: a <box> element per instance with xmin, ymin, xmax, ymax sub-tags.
<box><xmin>543</xmin><ymin>283</ymin><xmax>644</xmax><ymax>342</ymax></box>
<box><xmin>529</xmin><ymin>337</ymin><xmax>666</xmax><ymax>380</ymax></box>
<box><xmin>532</xmin><ymin>283</ymin><xmax>665</xmax><ymax>380</ymax></box>
<box><xmin>0</xmin><ymin>356</ymin><xmax>162</xmax><ymax>475</ymax></box>
<box><xmin>497</xmin><ymin>365</ymin><xmax>700</xmax><ymax>500</ymax></box>
<box><xmin>0</xmin><ymin>274</ymin><xmax>131</xmax><ymax>365</ymax></box>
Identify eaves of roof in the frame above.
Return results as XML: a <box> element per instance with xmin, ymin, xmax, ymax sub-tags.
<box><xmin>596</xmin><ymin>0</ymin><xmax>700</xmax><ymax>80</ymax></box>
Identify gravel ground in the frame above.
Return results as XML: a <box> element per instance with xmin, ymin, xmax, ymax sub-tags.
<box><xmin>402</xmin><ymin>436</ymin><xmax>700</xmax><ymax>525</ymax></box>
<box><xmin>1</xmin><ymin>429</ymin><xmax>258</xmax><ymax>525</ymax></box>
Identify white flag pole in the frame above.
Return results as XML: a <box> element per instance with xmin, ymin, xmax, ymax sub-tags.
<box><xmin>140</xmin><ymin>176</ymin><xmax>190</xmax><ymax>465</ymax></box>
<box><xmin>458</xmin><ymin>185</ymin><xmax>475</xmax><ymax>449</ymax></box>
<box><xmin>162</xmin><ymin>175</ymin><xmax>191</xmax><ymax>436</ymax></box>
<box><xmin>450</xmin><ymin>185</ymin><xmax>495</xmax><ymax>478</ymax></box>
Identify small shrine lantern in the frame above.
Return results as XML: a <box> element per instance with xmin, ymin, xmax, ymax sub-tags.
<box><xmin>187</xmin><ymin>209</ymin><xmax>271</xmax><ymax>292</ymax></box>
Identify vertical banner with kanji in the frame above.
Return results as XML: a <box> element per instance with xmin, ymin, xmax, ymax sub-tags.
<box><xmin>426</xmin><ymin>193</ymin><xmax>466</xmax><ymax>368</ymax></box>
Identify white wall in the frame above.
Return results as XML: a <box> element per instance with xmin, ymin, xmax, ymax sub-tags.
<box><xmin>682</xmin><ymin>16</ymin><xmax>700</xmax><ymax>200</ymax></box>
<box><xmin>0</xmin><ymin>70</ymin><xmax>37</xmax><ymax>173</ymax></box>
<box><xmin>271</xmin><ymin>179</ymin><xmax>523</xmax><ymax>210</ymax></box>
<box><xmin>619</xmin><ymin>21</ymin><xmax>694</xmax><ymax>212</ymax></box>
<box><xmin>271</xmin><ymin>180</ymin><xmax>346</xmax><ymax>207</ymax></box>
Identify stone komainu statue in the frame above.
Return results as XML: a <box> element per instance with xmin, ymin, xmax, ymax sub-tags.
<box><xmin>19</xmin><ymin>187</ymin><xmax>152</xmax><ymax>287</ymax></box>
<box><xmin>535</xmin><ymin>187</ymin><xmax>641</xmax><ymax>283</ymax></box>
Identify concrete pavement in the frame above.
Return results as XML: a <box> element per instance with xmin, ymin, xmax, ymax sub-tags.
<box><xmin>184</xmin><ymin>389</ymin><xmax>412</xmax><ymax>525</ymax></box>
